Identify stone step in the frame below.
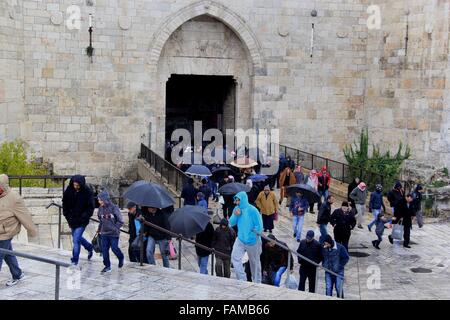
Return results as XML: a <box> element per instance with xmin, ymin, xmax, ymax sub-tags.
<box><xmin>1</xmin><ymin>242</ymin><xmax>332</xmax><ymax>300</ymax></box>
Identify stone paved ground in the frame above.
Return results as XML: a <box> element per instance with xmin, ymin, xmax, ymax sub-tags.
<box><xmin>3</xmin><ymin>190</ymin><xmax>450</xmax><ymax>300</ymax></box>
<box><xmin>0</xmin><ymin>243</ymin><xmax>330</xmax><ymax>300</ymax></box>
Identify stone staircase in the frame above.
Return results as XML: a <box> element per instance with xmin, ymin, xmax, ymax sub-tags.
<box><xmin>0</xmin><ymin>242</ymin><xmax>331</xmax><ymax>300</ymax></box>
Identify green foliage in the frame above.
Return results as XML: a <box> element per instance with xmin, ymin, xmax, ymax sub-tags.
<box><xmin>344</xmin><ymin>129</ymin><xmax>411</xmax><ymax>190</ymax></box>
<box><xmin>428</xmin><ymin>180</ymin><xmax>447</xmax><ymax>188</ymax></box>
<box><xmin>443</xmin><ymin>167</ymin><xmax>449</xmax><ymax>177</ymax></box>
<box><xmin>0</xmin><ymin>140</ymin><xmax>57</xmax><ymax>187</ymax></box>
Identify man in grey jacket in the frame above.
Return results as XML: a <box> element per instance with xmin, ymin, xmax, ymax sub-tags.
<box><xmin>350</xmin><ymin>182</ymin><xmax>368</xmax><ymax>229</ymax></box>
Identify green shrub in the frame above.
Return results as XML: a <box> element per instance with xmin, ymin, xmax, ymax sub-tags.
<box><xmin>343</xmin><ymin>129</ymin><xmax>411</xmax><ymax>190</ymax></box>
<box><xmin>0</xmin><ymin>140</ymin><xmax>58</xmax><ymax>187</ymax></box>
<box><xmin>443</xmin><ymin>167</ymin><xmax>449</xmax><ymax>177</ymax></box>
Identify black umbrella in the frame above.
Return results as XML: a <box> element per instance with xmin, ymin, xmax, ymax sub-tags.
<box><xmin>218</xmin><ymin>182</ymin><xmax>251</xmax><ymax>196</ymax></box>
<box><xmin>286</xmin><ymin>184</ymin><xmax>321</xmax><ymax>203</ymax></box>
<box><xmin>211</xmin><ymin>166</ymin><xmax>238</xmax><ymax>181</ymax></box>
<box><xmin>168</xmin><ymin>205</ymin><xmax>210</xmax><ymax>238</ymax></box>
<box><xmin>123</xmin><ymin>180</ymin><xmax>175</xmax><ymax>209</ymax></box>
<box><xmin>185</xmin><ymin>165</ymin><xmax>212</xmax><ymax>177</ymax></box>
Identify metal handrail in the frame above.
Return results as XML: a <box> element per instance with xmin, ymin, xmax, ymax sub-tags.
<box><xmin>0</xmin><ymin>247</ymin><xmax>71</xmax><ymax>300</ymax></box>
<box><xmin>8</xmin><ymin>175</ymin><xmax>72</xmax><ymax>196</ymax></box>
<box><xmin>89</xmin><ymin>217</ymin><xmax>130</xmax><ymax>235</ymax></box>
<box><xmin>254</xmin><ymin>230</ymin><xmax>345</xmax><ymax>298</ymax></box>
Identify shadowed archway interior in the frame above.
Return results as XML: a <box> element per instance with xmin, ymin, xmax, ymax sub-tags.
<box><xmin>165</xmin><ymin>74</ymin><xmax>236</xmax><ymax>145</ymax></box>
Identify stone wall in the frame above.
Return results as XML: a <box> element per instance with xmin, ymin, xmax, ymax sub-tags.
<box><xmin>1</xmin><ymin>0</ymin><xmax>449</xmax><ymax>183</ymax></box>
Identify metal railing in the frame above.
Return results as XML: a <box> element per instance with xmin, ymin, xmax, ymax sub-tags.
<box><xmin>255</xmin><ymin>230</ymin><xmax>345</xmax><ymax>298</ymax></box>
<box><xmin>8</xmin><ymin>175</ymin><xmax>72</xmax><ymax>196</ymax></box>
<box><xmin>140</xmin><ymin>143</ymin><xmax>189</xmax><ymax>194</ymax></box>
<box><xmin>0</xmin><ymin>247</ymin><xmax>71</xmax><ymax>300</ymax></box>
<box><xmin>138</xmin><ymin>218</ymin><xmax>230</xmax><ymax>275</ymax></box>
<box><xmin>270</xmin><ymin>143</ymin><xmax>416</xmax><ymax>192</ymax></box>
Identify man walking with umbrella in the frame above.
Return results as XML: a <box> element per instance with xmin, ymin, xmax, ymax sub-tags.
<box><xmin>230</xmin><ymin>192</ymin><xmax>264</xmax><ymax>283</ymax></box>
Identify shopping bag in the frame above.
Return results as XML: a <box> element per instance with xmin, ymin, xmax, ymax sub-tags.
<box><xmin>92</xmin><ymin>233</ymin><xmax>102</xmax><ymax>253</ymax></box>
<box><xmin>284</xmin><ymin>272</ymin><xmax>298</xmax><ymax>290</ymax></box>
<box><xmin>218</xmin><ymin>196</ymin><xmax>225</xmax><ymax>204</ymax></box>
<box><xmin>416</xmin><ymin>211</ymin><xmax>424</xmax><ymax>228</ymax></box>
<box><xmin>169</xmin><ymin>240</ymin><xmax>178</xmax><ymax>260</ymax></box>
<box><xmin>391</xmin><ymin>220</ymin><xmax>404</xmax><ymax>240</ymax></box>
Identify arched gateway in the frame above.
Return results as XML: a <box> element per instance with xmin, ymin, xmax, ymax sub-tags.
<box><xmin>147</xmin><ymin>1</ymin><xmax>266</xmax><ymax>156</ymax></box>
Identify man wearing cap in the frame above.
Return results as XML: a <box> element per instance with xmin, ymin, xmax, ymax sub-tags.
<box><xmin>127</xmin><ymin>201</ymin><xmax>144</xmax><ymax>262</ymax></box>
<box><xmin>0</xmin><ymin>174</ymin><xmax>38</xmax><ymax>287</ymax></box>
<box><xmin>330</xmin><ymin>201</ymin><xmax>356</xmax><ymax>252</ymax></box>
<box><xmin>230</xmin><ymin>191</ymin><xmax>263</xmax><ymax>283</ymax></box>
<box><xmin>350</xmin><ymin>182</ymin><xmax>368</xmax><ymax>229</ymax></box>
<box><xmin>322</xmin><ymin>234</ymin><xmax>349</xmax><ymax>298</ymax></box>
<box><xmin>297</xmin><ymin>230</ymin><xmax>323</xmax><ymax>293</ymax></box>
<box><xmin>255</xmin><ymin>185</ymin><xmax>279</xmax><ymax>233</ymax></box>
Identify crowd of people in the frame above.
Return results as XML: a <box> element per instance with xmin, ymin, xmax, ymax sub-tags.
<box><xmin>0</xmin><ymin>151</ymin><xmax>425</xmax><ymax>298</ymax></box>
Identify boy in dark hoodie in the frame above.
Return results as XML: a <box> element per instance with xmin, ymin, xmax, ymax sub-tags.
<box><xmin>372</xmin><ymin>212</ymin><xmax>390</xmax><ymax>249</ymax></box>
<box><xmin>212</xmin><ymin>219</ymin><xmax>236</xmax><ymax>278</ymax></box>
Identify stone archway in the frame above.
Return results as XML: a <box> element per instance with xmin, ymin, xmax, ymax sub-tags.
<box><xmin>148</xmin><ymin>0</ymin><xmax>265</xmax><ymax>75</ymax></box>
<box><xmin>148</xmin><ymin>2</ymin><xmax>266</xmax><ymax>155</ymax></box>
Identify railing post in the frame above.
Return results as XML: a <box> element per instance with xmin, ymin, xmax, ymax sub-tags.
<box><xmin>211</xmin><ymin>252</ymin><xmax>215</xmax><ymax>276</ymax></box>
<box><xmin>19</xmin><ymin>178</ymin><xmax>22</xmax><ymax>196</ymax></box>
<box><xmin>315</xmin><ymin>266</ymin><xmax>318</xmax><ymax>294</ymax></box>
<box><xmin>55</xmin><ymin>265</ymin><xmax>60</xmax><ymax>300</ymax></box>
<box><xmin>44</xmin><ymin>178</ymin><xmax>47</xmax><ymax>189</ymax></box>
<box><xmin>342</xmin><ymin>163</ymin><xmax>345</xmax><ymax>182</ymax></box>
<box><xmin>178</xmin><ymin>237</ymin><xmax>182</xmax><ymax>270</ymax></box>
<box><xmin>311</xmin><ymin>155</ymin><xmax>314</xmax><ymax>170</ymax></box>
<box><xmin>57</xmin><ymin>207</ymin><xmax>62</xmax><ymax>249</ymax></box>
<box><xmin>139</xmin><ymin>231</ymin><xmax>144</xmax><ymax>266</ymax></box>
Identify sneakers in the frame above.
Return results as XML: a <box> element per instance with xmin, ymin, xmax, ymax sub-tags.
<box><xmin>6</xmin><ymin>273</ymin><xmax>25</xmax><ymax>287</ymax></box>
<box><xmin>357</xmin><ymin>224</ymin><xmax>363</xmax><ymax>229</ymax></box>
<box><xmin>367</xmin><ymin>225</ymin><xmax>372</xmax><ymax>232</ymax></box>
<box><xmin>403</xmin><ymin>245</ymin><xmax>411</xmax><ymax>249</ymax></box>
<box><xmin>297</xmin><ymin>239</ymin><xmax>300</xmax><ymax>243</ymax></box>
<box><xmin>372</xmin><ymin>240</ymin><xmax>377</xmax><ymax>248</ymax></box>
<box><xmin>88</xmin><ymin>250</ymin><xmax>93</xmax><ymax>261</ymax></box>
<box><xmin>388</xmin><ymin>235</ymin><xmax>393</xmax><ymax>244</ymax></box>
<box><xmin>118</xmin><ymin>259</ymin><xmax>124</xmax><ymax>269</ymax></box>
<box><xmin>101</xmin><ymin>267</ymin><xmax>111</xmax><ymax>274</ymax></box>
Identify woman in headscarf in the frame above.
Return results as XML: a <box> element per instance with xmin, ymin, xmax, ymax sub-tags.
<box><xmin>307</xmin><ymin>170</ymin><xmax>319</xmax><ymax>213</ymax></box>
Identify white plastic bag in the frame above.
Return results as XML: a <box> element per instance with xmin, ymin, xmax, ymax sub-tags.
<box><xmin>284</xmin><ymin>273</ymin><xmax>298</xmax><ymax>290</ymax></box>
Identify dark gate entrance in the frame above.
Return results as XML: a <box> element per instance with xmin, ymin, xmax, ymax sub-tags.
<box><xmin>165</xmin><ymin>74</ymin><xmax>236</xmax><ymax>147</ymax></box>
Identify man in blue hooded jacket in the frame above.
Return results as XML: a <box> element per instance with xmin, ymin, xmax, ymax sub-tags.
<box><xmin>229</xmin><ymin>191</ymin><xmax>263</xmax><ymax>283</ymax></box>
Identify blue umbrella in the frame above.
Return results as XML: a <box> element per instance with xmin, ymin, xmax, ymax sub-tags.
<box><xmin>168</xmin><ymin>205</ymin><xmax>210</xmax><ymax>238</ymax></box>
<box><xmin>123</xmin><ymin>181</ymin><xmax>175</xmax><ymax>209</ymax></box>
<box><xmin>248</xmin><ymin>174</ymin><xmax>268</xmax><ymax>183</ymax></box>
<box><xmin>185</xmin><ymin>165</ymin><xmax>212</xmax><ymax>177</ymax></box>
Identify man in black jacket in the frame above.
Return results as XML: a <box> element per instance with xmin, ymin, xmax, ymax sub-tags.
<box><xmin>387</xmin><ymin>181</ymin><xmax>405</xmax><ymax>216</ymax></box>
<box><xmin>62</xmin><ymin>175</ymin><xmax>95</xmax><ymax>266</ymax></box>
<box><xmin>212</xmin><ymin>218</ymin><xmax>236</xmax><ymax>278</ymax></box>
<box><xmin>330</xmin><ymin>202</ymin><xmax>356</xmax><ymax>252</ymax></box>
<box><xmin>139</xmin><ymin>207</ymin><xmax>171</xmax><ymax>268</ymax></box>
<box><xmin>297</xmin><ymin>230</ymin><xmax>323</xmax><ymax>293</ymax></box>
<box><xmin>181</xmin><ymin>178</ymin><xmax>198</xmax><ymax>206</ymax></box>
<box><xmin>317</xmin><ymin>195</ymin><xmax>333</xmax><ymax>244</ymax></box>
<box><xmin>262</xmin><ymin>234</ymin><xmax>294</xmax><ymax>287</ymax></box>
<box><xmin>127</xmin><ymin>202</ymin><xmax>145</xmax><ymax>263</ymax></box>
<box><xmin>388</xmin><ymin>194</ymin><xmax>416</xmax><ymax>248</ymax></box>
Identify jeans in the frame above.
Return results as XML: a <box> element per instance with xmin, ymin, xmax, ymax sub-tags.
<box><xmin>197</xmin><ymin>255</ymin><xmax>209</xmax><ymax>274</ymax></box>
<box><xmin>146</xmin><ymin>236</ymin><xmax>170</xmax><ymax>268</ymax></box>
<box><xmin>368</xmin><ymin>209</ymin><xmax>381</xmax><ymax>229</ymax></box>
<box><xmin>0</xmin><ymin>239</ymin><xmax>22</xmax><ymax>280</ymax></box>
<box><xmin>215</xmin><ymin>258</ymin><xmax>231</xmax><ymax>278</ymax></box>
<box><xmin>272</xmin><ymin>266</ymin><xmax>287</xmax><ymax>287</ymax></box>
<box><xmin>319</xmin><ymin>224</ymin><xmax>328</xmax><ymax>244</ymax></box>
<box><xmin>319</xmin><ymin>189</ymin><xmax>329</xmax><ymax>205</ymax></box>
<box><xmin>101</xmin><ymin>235</ymin><xmax>124</xmax><ymax>268</ymax></box>
<box><xmin>299</xmin><ymin>267</ymin><xmax>317</xmax><ymax>293</ymax></box>
<box><xmin>231</xmin><ymin>238</ymin><xmax>262</xmax><ymax>283</ymax></box>
<box><xmin>71</xmin><ymin>227</ymin><xmax>93</xmax><ymax>264</ymax></box>
<box><xmin>356</xmin><ymin>204</ymin><xmax>365</xmax><ymax>226</ymax></box>
<box><xmin>293</xmin><ymin>215</ymin><xmax>305</xmax><ymax>241</ymax></box>
<box><xmin>325</xmin><ymin>271</ymin><xmax>345</xmax><ymax>298</ymax></box>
